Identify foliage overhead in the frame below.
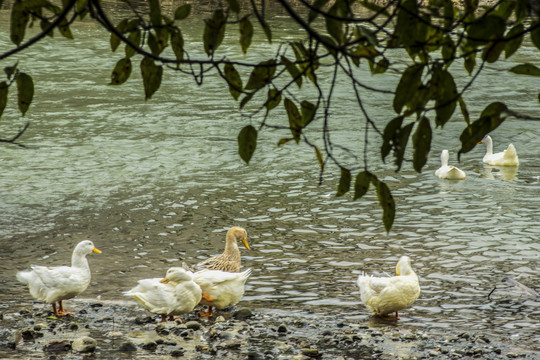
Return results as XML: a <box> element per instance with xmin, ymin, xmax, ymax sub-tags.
<box><xmin>1</xmin><ymin>0</ymin><xmax>540</xmax><ymax>232</ymax></box>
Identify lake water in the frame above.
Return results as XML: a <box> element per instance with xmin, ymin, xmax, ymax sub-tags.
<box><xmin>0</xmin><ymin>3</ymin><xmax>539</xmax><ymax>351</ymax></box>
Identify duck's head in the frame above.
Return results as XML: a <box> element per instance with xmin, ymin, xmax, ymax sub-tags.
<box><xmin>75</xmin><ymin>240</ymin><xmax>101</xmax><ymax>255</ymax></box>
<box><xmin>228</xmin><ymin>226</ymin><xmax>250</xmax><ymax>250</ymax></box>
<box><xmin>396</xmin><ymin>256</ymin><xmax>414</xmax><ymax>276</ymax></box>
<box><xmin>161</xmin><ymin>267</ymin><xmax>193</xmax><ymax>284</ymax></box>
<box><xmin>478</xmin><ymin>135</ymin><xmax>492</xmax><ymax>145</ymax></box>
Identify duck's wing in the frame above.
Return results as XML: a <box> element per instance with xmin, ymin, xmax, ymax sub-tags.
<box><xmin>30</xmin><ymin>265</ymin><xmax>88</xmax><ymax>288</ymax></box>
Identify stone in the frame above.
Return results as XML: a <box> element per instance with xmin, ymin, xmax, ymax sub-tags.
<box><xmin>233</xmin><ymin>308</ymin><xmax>253</xmax><ymax>320</ymax></box>
<box><xmin>72</xmin><ymin>336</ymin><xmax>97</xmax><ymax>353</ymax></box>
<box><xmin>277</xmin><ymin>324</ymin><xmax>288</xmax><ymax>333</ymax></box>
<box><xmin>118</xmin><ymin>342</ymin><xmax>137</xmax><ymax>352</ymax></box>
<box><xmin>43</xmin><ymin>340</ymin><xmax>71</xmax><ymax>353</ymax></box>
<box><xmin>185</xmin><ymin>321</ymin><xmax>201</xmax><ymax>330</ymax></box>
<box><xmin>302</xmin><ymin>348</ymin><xmax>322</xmax><ymax>358</ymax></box>
<box><xmin>141</xmin><ymin>341</ymin><xmax>158</xmax><ymax>351</ymax></box>
<box><xmin>171</xmin><ymin>348</ymin><xmax>185</xmax><ymax>357</ymax></box>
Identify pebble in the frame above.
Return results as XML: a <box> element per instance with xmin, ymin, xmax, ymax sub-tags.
<box><xmin>185</xmin><ymin>320</ymin><xmax>201</xmax><ymax>330</ymax></box>
<box><xmin>43</xmin><ymin>340</ymin><xmax>71</xmax><ymax>353</ymax></box>
<box><xmin>233</xmin><ymin>308</ymin><xmax>254</xmax><ymax>320</ymax></box>
<box><xmin>118</xmin><ymin>341</ymin><xmax>137</xmax><ymax>352</ymax></box>
<box><xmin>302</xmin><ymin>348</ymin><xmax>322</xmax><ymax>358</ymax></box>
<box><xmin>71</xmin><ymin>336</ymin><xmax>97</xmax><ymax>353</ymax></box>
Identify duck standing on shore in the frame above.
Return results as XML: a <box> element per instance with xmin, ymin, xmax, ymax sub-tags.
<box><xmin>16</xmin><ymin>240</ymin><xmax>101</xmax><ymax>316</ymax></box>
<box><xmin>356</xmin><ymin>256</ymin><xmax>420</xmax><ymax>319</ymax></box>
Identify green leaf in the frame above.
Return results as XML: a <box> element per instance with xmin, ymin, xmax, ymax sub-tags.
<box><xmin>125</xmin><ymin>30</ymin><xmax>141</xmax><ymax>58</ymax></box>
<box><xmin>309</xmin><ymin>0</ymin><xmax>330</xmax><ymax>23</ymax></box>
<box><xmin>371</xmin><ymin>57</ymin><xmax>389</xmax><ymax>74</ymax></box>
<box><xmin>314</xmin><ymin>145</ymin><xmax>324</xmax><ymax>168</ymax></box>
<box><xmin>467</xmin><ymin>15</ymin><xmax>506</xmax><ymax>46</ymax></box>
<box><xmin>284</xmin><ymin>98</ymin><xmax>302</xmax><ymax>143</ymax></box>
<box><xmin>170</xmin><ymin>28</ymin><xmax>184</xmax><ymax>61</ymax></box>
<box><xmin>353</xmin><ymin>171</ymin><xmax>372</xmax><ymax>200</ymax></box>
<box><xmin>482</xmin><ymin>41</ymin><xmax>505</xmax><ymax>63</ymax></box>
<box><xmin>504</xmin><ymin>24</ymin><xmax>524</xmax><ymax>58</ymax></box>
<box><xmin>375</xmin><ymin>179</ymin><xmax>395</xmax><ymax>233</ymax></box>
<box><xmin>326</xmin><ymin>4</ymin><xmax>344</xmax><ymax>44</ymax></box>
<box><xmin>265</xmin><ymin>89</ymin><xmax>281</xmax><ymax>111</ymax></box>
<box><xmin>76</xmin><ymin>0</ymin><xmax>87</xmax><ymax>19</ymax></box>
<box><xmin>245</xmin><ymin>60</ymin><xmax>276</xmax><ymax>90</ymax></box>
<box><xmin>4</xmin><ymin>63</ymin><xmax>18</xmax><ymax>79</ymax></box>
<box><xmin>464</xmin><ymin>52</ymin><xmax>476</xmax><ymax>75</ymax></box>
<box><xmin>277</xmin><ymin>138</ymin><xmax>294</xmax><ymax>146</ymax></box>
<box><xmin>458</xmin><ymin>102</ymin><xmax>508</xmax><ymax>157</ymax></box>
<box><xmin>258</xmin><ymin>18</ymin><xmax>272</xmax><ymax>43</ymax></box>
<box><xmin>10</xmin><ymin>1</ymin><xmax>29</xmax><ymax>46</ymax></box>
<box><xmin>381</xmin><ymin>116</ymin><xmax>414</xmax><ymax>171</ymax></box>
<box><xmin>393</xmin><ymin>63</ymin><xmax>424</xmax><ymax>114</ymax></box>
<box><xmin>381</xmin><ymin>116</ymin><xmax>404</xmax><ymax>161</ymax></box>
<box><xmin>224</xmin><ymin>62</ymin><xmax>243</xmax><ymax>100</ymax></box>
<box><xmin>509</xmin><ymin>63</ymin><xmax>540</xmax><ymax>76</ymax></box>
<box><xmin>109</xmin><ymin>57</ymin><xmax>132</xmax><ymax>85</ymax></box>
<box><xmin>0</xmin><ymin>82</ymin><xmax>8</xmax><ymax>118</ymax></box>
<box><xmin>281</xmin><ymin>56</ymin><xmax>302</xmax><ymax>87</ymax></box>
<box><xmin>239</xmin><ymin>17</ymin><xmax>253</xmax><ymax>54</ymax></box>
<box><xmin>240</xmin><ymin>92</ymin><xmax>254</xmax><ymax>109</ymax></box>
<box><xmin>148</xmin><ymin>0</ymin><xmax>162</xmax><ymax>26</ymax></box>
<box><xmin>110</xmin><ymin>19</ymin><xmax>127</xmax><ymax>52</ymax></box>
<box><xmin>530</xmin><ymin>21</ymin><xmax>540</xmax><ymax>51</ymax></box>
<box><xmin>458</xmin><ymin>96</ymin><xmax>471</xmax><ymax>126</ymax></box>
<box><xmin>300</xmin><ymin>100</ymin><xmax>316</xmax><ymax>126</ymax></box>
<box><xmin>433</xmin><ymin>66</ymin><xmax>458</xmax><ymax>126</ymax></box>
<box><xmin>174</xmin><ymin>4</ymin><xmax>191</xmax><ymax>20</ymax></box>
<box><xmin>226</xmin><ymin>0</ymin><xmax>240</xmax><ymax>13</ymax></box>
<box><xmin>58</xmin><ymin>18</ymin><xmax>73</xmax><ymax>39</ymax></box>
<box><xmin>238</xmin><ymin>125</ymin><xmax>257</xmax><ymax>164</ymax></box>
<box><xmin>140</xmin><ymin>56</ymin><xmax>162</xmax><ymax>100</ymax></box>
<box><xmin>203</xmin><ymin>10</ymin><xmax>227</xmax><ymax>56</ymax></box>
<box><xmin>16</xmin><ymin>72</ymin><xmax>34</xmax><ymax>116</ymax></box>
<box><xmin>412</xmin><ymin>117</ymin><xmax>432</xmax><ymax>172</ymax></box>
<box><xmin>336</xmin><ymin>168</ymin><xmax>351</xmax><ymax>197</ymax></box>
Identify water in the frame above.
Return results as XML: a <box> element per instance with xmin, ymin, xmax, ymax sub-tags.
<box><xmin>1</xmin><ymin>5</ymin><xmax>539</xmax><ymax>349</ymax></box>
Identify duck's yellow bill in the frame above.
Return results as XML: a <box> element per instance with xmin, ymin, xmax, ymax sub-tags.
<box><xmin>93</xmin><ymin>248</ymin><xmax>102</xmax><ymax>254</ymax></box>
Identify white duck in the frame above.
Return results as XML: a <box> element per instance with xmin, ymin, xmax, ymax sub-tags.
<box><xmin>435</xmin><ymin>149</ymin><xmax>466</xmax><ymax>180</ymax></box>
<box><xmin>356</xmin><ymin>256</ymin><xmax>420</xmax><ymax>319</ymax></box>
<box><xmin>478</xmin><ymin>135</ymin><xmax>519</xmax><ymax>166</ymax></box>
<box><xmin>193</xmin><ymin>268</ymin><xmax>252</xmax><ymax>317</ymax></box>
<box><xmin>124</xmin><ymin>267</ymin><xmax>202</xmax><ymax>322</ymax></box>
<box><xmin>16</xmin><ymin>240</ymin><xmax>101</xmax><ymax>316</ymax></box>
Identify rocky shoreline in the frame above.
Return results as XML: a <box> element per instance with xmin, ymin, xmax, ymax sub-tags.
<box><xmin>0</xmin><ymin>299</ymin><xmax>536</xmax><ymax>359</ymax></box>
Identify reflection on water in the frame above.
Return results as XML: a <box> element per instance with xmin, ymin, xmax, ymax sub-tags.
<box><xmin>1</xmin><ymin>8</ymin><xmax>539</xmax><ymax>349</ymax></box>
<box><xmin>480</xmin><ymin>165</ymin><xmax>519</xmax><ymax>181</ymax></box>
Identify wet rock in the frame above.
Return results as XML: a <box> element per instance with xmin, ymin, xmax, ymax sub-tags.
<box><xmin>135</xmin><ymin>315</ymin><xmax>155</xmax><ymax>325</ymax></box>
<box><xmin>277</xmin><ymin>324</ymin><xmax>288</xmax><ymax>333</ymax></box>
<box><xmin>21</xmin><ymin>328</ymin><xmax>43</xmax><ymax>341</ymax></box>
<box><xmin>141</xmin><ymin>341</ymin><xmax>158</xmax><ymax>351</ymax></box>
<box><xmin>43</xmin><ymin>340</ymin><xmax>71</xmax><ymax>353</ymax></box>
<box><xmin>215</xmin><ymin>315</ymin><xmax>226</xmax><ymax>322</ymax></box>
<box><xmin>302</xmin><ymin>348</ymin><xmax>322</xmax><ymax>358</ymax></box>
<box><xmin>72</xmin><ymin>336</ymin><xmax>97</xmax><ymax>353</ymax></box>
<box><xmin>246</xmin><ymin>350</ymin><xmax>264</xmax><ymax>360</ymax></box>
<box><xmin>7</xmin><ymin>331</ymin><xmax>22</xmax><ymax>349</ymax></box>
<box><xmin>233</xmin><ymin>308</ymin><xmax>253</xmax><ymax>320</ymax></box>
<box><xmin>118</xmin><ymin>341</ymin><xmax>137</xmax><ymax>352</ymax></box>
<box><xmin>67</xmin><ymin>322</ymin><xmax>79</xmax><ymax>331</ymax></box>
<box><xmin>185</xmin><ymin>320</ymin><xmax>201</xmax><ymax>330</ymax></box>
<box><xmin>171</xmin><ymin>348</ymin><xmax>185</xmax><ymax>357</ymax></box>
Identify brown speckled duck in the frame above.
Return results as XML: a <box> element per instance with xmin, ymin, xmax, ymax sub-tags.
<box><xmin>195</xmin><ymin>226</ymin><xmax>250</xmax><ymax>272</ymax></box>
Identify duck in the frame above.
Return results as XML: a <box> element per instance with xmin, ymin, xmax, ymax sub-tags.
<box><xmin>194</xmin><ymin>226</ymin><xmax>250</xmax><ymax>272</ymax></box>
<box><xmin>193</xmin><ymin>268</ymin><xmax>252</xmax><ymax>317</ymax></box>
<box><xmin>124</xmin><ymin>267</ymin><xmax>202</xmax><ymax>322</ymax></box>
<box><xmin>478</xmin><ymin>135</ymin><xmax>519</xmax><ymax>166</ymax></box>
<box><xmin>435</xmin><ymin>149</ymin><xmax>466</xmax><ymax>180</ymax></box>
<box><xmin>356</xmin><ymin>256</ymin><xmax>420</xmax><ymax>319</ymax></box>
<box><xmin>16</xmin><ymin>240</ymin><xmax>101</xmax><ymax>316</ymax></box>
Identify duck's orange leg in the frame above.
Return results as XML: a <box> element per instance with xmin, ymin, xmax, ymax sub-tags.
<box><xmin>57</xmin><ymin>301</ymin><xmax>71</xmax><ymax>316</ymax></box>
<box><xmin>198</xmin><ymin>306</ymin><xmax>214</xmax><ymax>317</ymax></box>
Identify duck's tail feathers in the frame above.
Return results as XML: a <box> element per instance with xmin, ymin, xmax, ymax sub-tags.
<box><xmin>507</xmin><ymin>144</ymin><xmax>518</xmax><ymax>157</ymax></box>
<box><xmin>240</xmin><ymin>268</ymin><xmax>252</xmax><ymax>281</ymax></box>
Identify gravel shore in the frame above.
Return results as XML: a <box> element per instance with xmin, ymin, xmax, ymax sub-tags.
<box><xmin>0</xmin><ymin>299</ymin><xmax>537</xmax><ymax>359</ymax></box>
